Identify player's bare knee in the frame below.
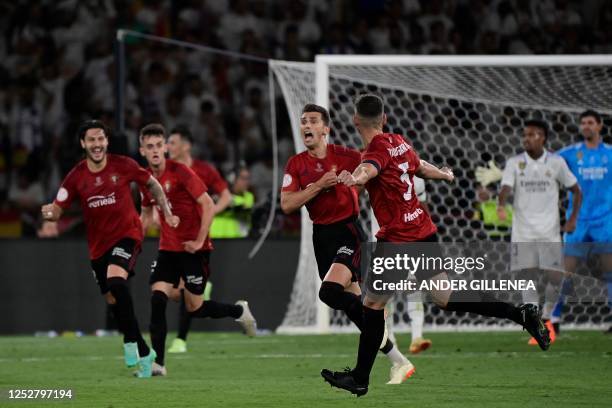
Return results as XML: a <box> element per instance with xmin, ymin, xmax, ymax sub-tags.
<box><xmin>106</xmin><ymin>264</ymin><xmax>129</xmax><ymax>280</ymax></box>
<box><xmin>185</xmin><ymin>293</ymin><xmax>203</xmax><ymax>313</ymax></box>
<box><xmin>362</xmin><ymin>297</ymin><xmax>386</xmax><ymax>310</ymax></box>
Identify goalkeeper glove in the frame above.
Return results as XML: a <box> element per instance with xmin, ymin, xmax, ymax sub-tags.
<box><xmin>475</xmin><ymin>161</ymin><xmax>502</xmax><ymax>187</ymax></box>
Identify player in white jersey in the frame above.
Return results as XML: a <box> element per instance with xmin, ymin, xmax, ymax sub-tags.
<box><xmin>498</xmin><ymin>120</ymin><xmax>582</xmax><ymax>344</ymax></box>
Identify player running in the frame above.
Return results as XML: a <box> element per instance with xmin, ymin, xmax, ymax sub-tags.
<box><xmin>138</xmin><ymin>124</ymin><xmax>256</xmax><ymax>376</ymax></box>
<box><xmin>41</xmin><ymin>120</ymin><xmax>178</xmax><ymax>378</ymax></box>
<box><xmin>322</xmin><ymin>94</ymin><xmax>550</xmax><ymax>396</ymax></box>
<box><xmin>164</xmin><ymin>126</ymin><xmax>233</xmax><ymax>354</ymax></box>
<box><xmin>281</xmin><ymin>104</ymin><xmax>415</xmax><ymax>385</ymax></box>
<box><xmin>498</xmin><ymin>119</ymin><xmax>582</xmax><ymax>345</ymax></box>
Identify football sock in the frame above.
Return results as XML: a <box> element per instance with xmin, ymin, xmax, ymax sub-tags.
<box><xmin>189</xmin><ymin>301</ymin><xmax>242</xmax><ymax>319</ymax></box>
<box><xmin>445</xmin><ymin>290</ymin><xmax>523</xmax><ymax>325</ymax></box>
<box><xmin>106</xmin><ymin>304</ymin><xmax>118</xmax><ymax>331</ymax></box>
<box><xmin>107</xmin><ymin>277</ymin><xmax>150</xmax><ymax>357</ymax></box>
<box><xmin>385</xmin><ymin>343</ymin><xmax>409</xmax><ymax>365</ymax></box>
<box><xmin>150</xmin><ymin>290</ymin><xmax>168</xmax><ymax>366</ymax></box>
<box><xmin>541</xmin><ymin>282</ymin><xmax>559</xmax><ymax>321</ymax></box>
<box><xmin>353</xmin><ymin>306</ymin><xmax>385</xmax><ymax>385</ymax></box>
<box><xmin>319</xmin><ymin>281</ymin><xmax>364</xmax><ymax>329</ymax></box>
<box><xmin>177</xmin><ymin>291</ymin><xmax>192</xmax><ymax>341</ymax></box>
<box><xmin>407</xmin><ymin>298</ymin><xmax>424</xmax><ymax>341</ymax></box>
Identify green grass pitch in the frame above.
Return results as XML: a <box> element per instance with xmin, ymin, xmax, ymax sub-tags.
<box><xmin>0</xmin><ymin>331</ymin><xmax>610</xmax><ymax>407</ymax></box>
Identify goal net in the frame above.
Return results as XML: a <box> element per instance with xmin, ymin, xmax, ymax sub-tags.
<box><xmin>272</xmin><ymin>55</ymin><xmax>612</xmax><ymax>334</ymax></box>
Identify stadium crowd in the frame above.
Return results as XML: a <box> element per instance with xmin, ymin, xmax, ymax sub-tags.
<box><xmin>0</xmin><ymin>0</ymin><xmax>609</xmax><ymax>237</ymax></box>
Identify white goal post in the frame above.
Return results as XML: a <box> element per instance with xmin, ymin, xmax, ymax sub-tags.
<box><xmin>273</xmin><ymin>54</ymin><xmax>612</xmax><ymax>334</ymax></box>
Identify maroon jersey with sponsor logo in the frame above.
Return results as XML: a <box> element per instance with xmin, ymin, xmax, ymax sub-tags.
<box><xmin>282</xmin><ymin>144</ymin><xmax>361</xmax><ymax>224</ymax></box>
<box><xmin>191</xmin><ymin>159</ymin><xmax>228</xmax><ymax>196</ymax></box>
<box><xmin>141</xmin><ymin>160</ymin><xmax>212</xmax><ymax>252</ymax></box>
<box><xmin>362</xmin><ymin>133</ymin><xmax>437</xmax><ymax>242</ymax></box>
<box><xmin>54</xmin><ymin>154</ymin><xmax>150</xmax><ymax>259</ymax></box>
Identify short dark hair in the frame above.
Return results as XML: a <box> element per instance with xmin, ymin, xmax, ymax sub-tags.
<box><xmin>524</xmin><ymin>119</ymin><xmax>549</xmax><ymax>141</ymax></box>
<box><xmin>579</xmin><ymin>109</ymin><xmax>602</xmax><ymax>124</ymax></box>
<box><xmin>139</xmin><ymin>123</ymin><xmax>166</xmax><ymax>143</ymax></box>
<box><xmin>169</xmin><ymin>125</ymin><xmax>194</xmax><ymax>144</ymax></box>
<box><xmin>302</xmin><ymin>104</ymin><xmax>330</xmax><ymax>126</ymax></box>
<box><xmin>354</xmin><ymin>93</ymin><xmax>384</xmax><ymax>127</ymax></box>
<box><xmin>77</xmin><ymin>120</ymin><xmax>108</xmax><ymax>141</ymax></box>
<box><xmin>354</xmin><ymin>93</ymin><xmax>384</xmax><ymax>119</ymax></box>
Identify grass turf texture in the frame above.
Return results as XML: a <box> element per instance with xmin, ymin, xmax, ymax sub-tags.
<box><xmin>0</xmin><ymin>331</ymin><xmax>610</xmax><ymax>407</ymax></box>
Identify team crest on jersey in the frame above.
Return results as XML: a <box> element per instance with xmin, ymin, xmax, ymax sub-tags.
<box><xmin>545</xmin><ymin>170</ymin><xmax>552</xmax><ymax>177</ymax></box>
<box><xmin>94</xmin><ymin>176</ymin><xmax>103</xmax><ymax>187</ymax></box>
<box><xmin>576</xmin><ymin>150</ymin><xmax>584</xmax><ymax>165</ymax></box>
<box><xmin>110</xmin><ymin>175</ymin><xmax>119</xmax><ymax>184</ymax></box>
<box><xmin>518</xmin><ymin>161</ymin><xmax>526</xmax><ymax>175</ymax></box>
<box><xmin>164</xmin><ymin>181</ymin><xmax>171</xmax><ymax>192</ymax></box>
<box><xmin>315</xmin><ymin>162</ymin><xmax>324</xmax><ymax>172</ymax></box>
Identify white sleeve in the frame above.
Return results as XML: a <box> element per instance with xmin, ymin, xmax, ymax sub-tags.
<box><xmin>500</xmin><ymin>157</ymin><xmax>515</xmax><ymax>188</ymax></box>
<box><xmin>556</xmin><ymin>157</ymin><xmax>577</xmax><ymax>188</ymax></box>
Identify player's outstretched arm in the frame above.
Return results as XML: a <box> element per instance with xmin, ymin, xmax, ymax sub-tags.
<box><xmin>145</xmin><ymin>176</ymin><xmax>179</xmax><ymax>227</ymax></box>
<box><xmin>338</xmin><ymin>163</ymin><xmax>378</xmax><ymax>187</ymax></box>
<box><xmin>280</xmin><ymin>170</ymin><xmax>336</xmax><ymax>214</ymax></box>
<box><xmin>563</xmin><ymin>183</ymin><xmax>582</xmax><ymax>233</ymax></box>
<box><xmin>183</xmin><ymin>192</ymin><xmax>214</xmax><ymax>253</ymax></box>
<box><xmin>41</xmin><ymin>203</ymin><xmax>63</xmax><ymax>222</ymax></box>
<box><xmin>416</xmin><ymin>160</ymin><xmax>454</xmax><ymax>183</ymax></box>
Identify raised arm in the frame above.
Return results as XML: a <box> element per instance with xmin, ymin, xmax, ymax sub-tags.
<box><xmin>416</xmin><ymin>160</ymin><xmax>454</xmax><ymax>182</ymax></box>
<box><xmin>337</xmin><ymin>162</ymin><xmax>379</xmax><ymax>187</ymax></box>
<box><xmin>280</xmin><ymin>171</ymin><xmax>337</xmax><ymax>214</ymax></box>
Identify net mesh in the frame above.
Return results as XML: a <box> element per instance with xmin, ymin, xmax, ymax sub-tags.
<box><xmin>272</xmin><ymin>59</ymin><xmax>612</xmax><ymax>333</ymax></box>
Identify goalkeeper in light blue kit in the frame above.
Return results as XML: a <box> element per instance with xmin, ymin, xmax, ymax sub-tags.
<box><xmin>555</xmin><ymin>110</ymin><xmax>612</xmax><ymax>334</ymax></box>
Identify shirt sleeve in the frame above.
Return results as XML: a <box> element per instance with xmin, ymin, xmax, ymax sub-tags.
<box><xmin>556</xmin><ymin>157</ymin><xmax>578</xmax><ymax>188</ymax></box>
<box><xmin>500</xmin><ymin>157</ymin><xmax>515</xmax><ymax>188</ymax></box>
<box><xmin>362</xmin><ymin>137</ymin><xmax>390</xmax><ymax>172</ymax></box>
<box><xmin>123</xmin><ymin>157</ymin><xmax>152</xmax><ymax>187</ymax></box>
<box><xmin>53</xmin><ymin>169</ymin><xmax>78</xmax><ymax>209</ymax></box>
<box><xmin>204</xmin><ymin>163</ymin><xmax>228</xmax><ymax>195</ymax></box>
<box><xmin>180</xmin><ymin>165</ymin><xmax>208</xmax><ymax>200</ymax></box>
<box><xmin>281</xmin><ymin>157</ymin><xmax>300</xmax><ymax>192</ymax></box>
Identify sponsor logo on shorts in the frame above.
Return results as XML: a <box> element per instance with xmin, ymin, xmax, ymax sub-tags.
<box><xmin>186</xmin><ymin>275</ymin><xmax>203</xmax><ymax>285</ymax></box>
<box><xmin>337</xmin><ymin>246</ymin><xmax>354</xmax><ymax>256</ymax></box>
<box><xmin>111</xmin><ymin>247</ymin><xmax>132</xmax><ymax>260</ymax></box>
<box><xmin>87</xmin><ymin>192</ymin><xmax>117</xmax><ymax>208</ymax></box>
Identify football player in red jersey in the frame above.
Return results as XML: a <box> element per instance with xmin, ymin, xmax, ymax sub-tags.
<box><xmin>321</xmin><ymin>94</ymin><xmax>551</xmax><ymax>396</ymax></box>
<box><xmin>41</xmin><ymin>120</ymin><xmax>179</xmax><ymax>378</ymax></box>
<box><xmin>139</xmin><ymin>124</ymin><xmax>256</xmax><ymax>376</ymax></box>
<box><xmin>164</xmin><ymin>126</ymin><xmax>233</xmax><ymax>353</ymax></box>
<box><xmin>281</xmin><ymin>104</ymin><xmax>415</xmax><ymax>384</ymax></box>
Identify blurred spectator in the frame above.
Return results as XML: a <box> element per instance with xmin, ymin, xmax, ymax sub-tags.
<box><xmin>210</xmin><ymin>166</ymin><xmax>254</xmax><ymax>238</ymax></box>
<box><xmin>0</xmin><ymin>0</ymin><xmax>609</xmax><ymax>239</ymax></box>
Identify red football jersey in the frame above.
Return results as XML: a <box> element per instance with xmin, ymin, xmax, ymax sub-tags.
<box><xmin>362</xmin><ymin>133</ymin><xmax>437</xmax><ymax>242</ymax></box>
<box><xmin>141</xmin><ymin>160</ymin><xmax>212</xmax><ymax>252</ymax></box>
<box><xmin>54</xmin><ymin>154</ymin><xmax>150</xmax><ymax>259</ymax></box>
<box><xmin>282</xmin><ymin>144</ymin><xmax>361</xmax><ymax>224</ymax></box>
<box><xmin>191</xmin><ymin>159</ymin><xmax>228</xmax><ymax>196</ymax></box>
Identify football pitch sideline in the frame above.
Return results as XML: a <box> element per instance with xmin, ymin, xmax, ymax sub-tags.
<box><xmin>0</xmin><ymin>331</ymin><xmax>610</xmax><ymax>407</ymax></box>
